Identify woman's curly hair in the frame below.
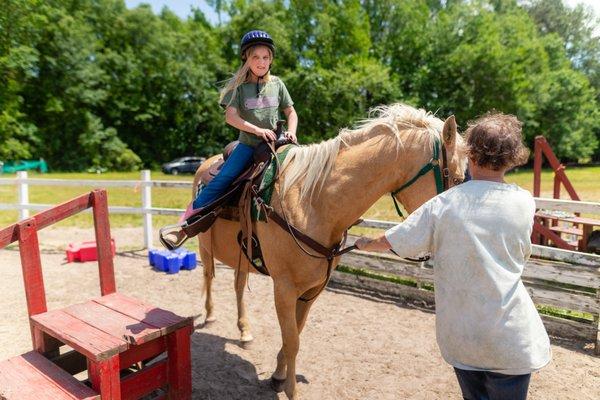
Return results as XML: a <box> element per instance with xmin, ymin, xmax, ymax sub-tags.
<box><xmin>465</xmin><ymin>113</ymin><xmax>530</xmax><ymax>170</ymax></box>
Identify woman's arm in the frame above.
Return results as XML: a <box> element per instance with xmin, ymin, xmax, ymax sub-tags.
<box><xmin>354</xmin><ymin>235</ymin><xmax>392</xmax><ymax>252</ymax></box>
<box><xmin>283</xmin><ymin>106</ymin><xmax>298</xmax><ymax>143</ymax></box>
<box><xmin>225</xmin><ymin>106</ymin><xmax>276</xmax><ymax>142</ymax></box>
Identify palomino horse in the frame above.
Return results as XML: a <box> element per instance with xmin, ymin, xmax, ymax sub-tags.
<box><xmin>192</xmin><ymin>104</ymin><xmax>467</xmax><ymax>399</ymax></box>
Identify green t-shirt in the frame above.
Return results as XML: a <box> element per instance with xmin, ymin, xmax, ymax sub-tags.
<box><xmin>220</xmin><ymin>76</ymin><xmax>294</xmax><ymax>147</ymax></box>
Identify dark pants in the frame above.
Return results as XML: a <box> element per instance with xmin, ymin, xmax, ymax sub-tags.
<box><xmin>454</xmin><ymin>368</ymin><xmax>531</xmax><ymax>400</ymax></box>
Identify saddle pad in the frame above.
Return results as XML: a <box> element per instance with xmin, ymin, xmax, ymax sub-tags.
<box><xmin>251</xmin><ymin>144</ymin><xmax>294</xmax><ymax>221</ymax></box>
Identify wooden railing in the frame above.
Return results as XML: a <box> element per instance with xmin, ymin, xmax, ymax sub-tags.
<box><xmin>336</xmin><ymin>217</ymin><xmax>600</xmax><ymax>354</ymax></box>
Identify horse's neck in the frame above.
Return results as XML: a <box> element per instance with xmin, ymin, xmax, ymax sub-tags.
<box><xmin>305</xmin><ymin>133</ymin><xmax>413</xmax><ymax>243</ymax></box>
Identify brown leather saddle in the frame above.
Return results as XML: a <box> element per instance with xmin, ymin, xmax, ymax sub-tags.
<box><xmin>159</xmin><ymin>121</ymin><xmax>291</xmax><ymax>265</ymax></box>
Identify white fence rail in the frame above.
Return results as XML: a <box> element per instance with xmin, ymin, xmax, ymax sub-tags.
<box><xmin>0</xmin><ymin>170</ymin><xmax>191</xmax><ymax>248</ymax></box>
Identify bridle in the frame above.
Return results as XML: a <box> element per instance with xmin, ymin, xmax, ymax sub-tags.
<box><xmin>390</xmin><ymin>135</ymin><xmax>450</xmax><ymax>218</ymax></box>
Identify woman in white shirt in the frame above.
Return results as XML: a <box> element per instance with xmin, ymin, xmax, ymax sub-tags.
<box><xmin>355</xmin><ymin>113</ymin><xmax>551</xmax><ymax>400</ymax></box>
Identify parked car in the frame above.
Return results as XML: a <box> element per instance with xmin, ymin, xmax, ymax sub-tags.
<box><xmin>161</xmin><ymin>156</ymin><xmax>205</xmax><ymax>175</ymax></box>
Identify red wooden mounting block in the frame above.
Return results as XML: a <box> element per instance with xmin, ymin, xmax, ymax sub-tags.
<box><xmin>0</xmin><ymin>189</ymin><xmax>193</xmax><ymax>400</ymax></box>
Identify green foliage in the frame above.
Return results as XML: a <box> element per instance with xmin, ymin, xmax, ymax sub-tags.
<box><xmin>0</xmin><ymin>0</ymin><xmax>598</xmax><ymax>168</ymax></box>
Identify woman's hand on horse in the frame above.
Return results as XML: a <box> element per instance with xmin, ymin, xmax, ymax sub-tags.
<box><xmin>354</xmin><ymin>237</ymin><xmax>371</xmax><ymax>250</ymax></box>
<box><xmin>255</xmin><ymin>128</ymin><xmax>276</xmax><ymax>142</ymax></box>
<box><xmin>285</xmin><ymin>131</ymin><xmax>297</xmax><ymax>143</ymax></box>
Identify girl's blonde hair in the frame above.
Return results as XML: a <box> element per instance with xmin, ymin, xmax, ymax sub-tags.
<box><xmin>219</xmin><ymin>45</ymin><xmax>273</xmax><ymax>107</ymax></box>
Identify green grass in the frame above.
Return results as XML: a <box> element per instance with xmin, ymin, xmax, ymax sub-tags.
<box><xmin>0</xmin><ymin>165</ymin><xmax>598</xmax><ymax>230</ymax></box>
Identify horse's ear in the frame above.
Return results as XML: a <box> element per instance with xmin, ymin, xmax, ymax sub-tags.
<box><xmin>442</xmin><ymin>115</ymin><xmax>457</xmax><ymax>145</ymax></box>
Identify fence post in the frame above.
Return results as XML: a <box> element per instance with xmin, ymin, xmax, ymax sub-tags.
<box><xmin>141</xmin><ymin>170</ymin><xmax>153</xmax><ymax>249</ymax></box>
<box><xmin>17</xmin><ymin>171</ymin><xmax>29</xmax><ymax>220</ymax></box>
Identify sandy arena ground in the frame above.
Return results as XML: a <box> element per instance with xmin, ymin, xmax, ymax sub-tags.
<box><xmin>1</xmin><ymin>227</ymin><xmax>599</xmax><ymax>399</ymax></box>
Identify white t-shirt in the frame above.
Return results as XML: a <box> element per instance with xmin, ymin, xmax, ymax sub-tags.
<box><xmin>385</xmin><ymin>180</ymin><xmax>551</xmax><ymax>375</ymax></box>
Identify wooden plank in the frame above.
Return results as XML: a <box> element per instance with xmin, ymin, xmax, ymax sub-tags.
<box><xmin>539</xmin><ymin>314</ymin><xmax>597</xmax><ymax>342</ymax></box>
<box><xmin>31</xmin><ymin>310</ymin><xmax>127</xmax><ymax>361</ymax></box>
<box><xmin>356</xmin><ymin>219</ymin><xmax>396</xmax><ymax>230</ymax></box>
<box><xmin>93</xmin><ymin>293</ymin><xmax>192</xmax><ymax>335</ymax></box>
<box><xmin>32</xmin><ymin>193</ymin><xmax>93</xmax><ymax>232</ymax></box>
<box><xmin>525</xmin><ymin>257</ymin><xmax>600</xmax><ymax>288</ymax></box>
<box><xmin>120</xmin><ymin>337</ymin><xmax>166</xmax><ymax>369</ymax></box>
<box><xmin>88</xmin><ymin>355</ymin><xmax>120</xmax><ymax>400</ymax></box>
<box><xmin>0</xmin><ymin>192</ymin><xmax>92</xmax><ymax>248</ymax></box>
<box><xmin>523</xmin><ymin>281</ymin><xmax>599</xmax><ymax>314</ymax></box>
<box><xmin>534</xmin><ymin>197</ymin><xmax>600</xmax><ymax>215</ymax></box>
<box><xmin>331</xmin><ymin>270</ymin><xmax>598</xmax><ymax>344</ymax></box>
<box><xmin>532</xmin><ymin>244</ymin><xmax>600</xmax><ymax>266</ymax></box>
<box><xmin>17</xmin><ymin>220</ymin><xmax>47</xmax><ymax>319</ymax></box>
<box><xmin>346</xmin><ymin>235</ymin><xmax>600</xmax><ymax>288</ymax></box>
<box><xmin>533</xmin><ymin>221</ymin><xmax>575</xmax><ymax>250</ymax></box>
<box><xmin>63</xmin><ymin>301</ymin><xmax>162</xmax><ymax>346</ymax></box>
<box><xmin>329</xmin><ymin>270</ymin><xmax>435</xmax><ymax>304</ymax></box>
<box><xmin>549</xmin><ymin>225</ymin><xmax>583</xmax><ymax>236</ymax></box>
<box><xmin>340</xmin><ymin>251</ymin><xmax>433</xmax><ymax>283</ymax></box>
<box><xmin>166</xmin><ymin>327</ymin><xmax>192</xmax><ymax>399</ymax></box>
<box><xmin>91</xmin><ymin>190</ymin><xmax>116</xmax><ymax>296</ymax></box>
<box><xmin>120</xmin><ymin>360</ymin><xmax>168</xmax><ymax>400</ymax></box>
<box><xmin>0</xmin><ymin>351</ymin><xmax>99</xmax><ymax>400</ymax></box>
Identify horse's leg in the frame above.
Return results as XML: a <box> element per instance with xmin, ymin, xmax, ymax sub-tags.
<box><xmin>198</xmin><ymin>240</ymin><xmax>216</xmax><ymax>323</ymax></box>
<box><xmin>234</xmin><ymin>267</ymin><xmax>254</xmax><ymax>346</ymax></box>
<box><xmin>271</xmin><ymin>280</ymin><xmax>303</xmax><ymax>400</ymax></box>
<box><xmin>271</xmin><ymin>297</ymin><xmax>315</xmax><ymax>394</ymax></box>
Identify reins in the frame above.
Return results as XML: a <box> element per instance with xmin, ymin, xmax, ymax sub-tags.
<box><xmin>250</xmin><ymin>134</ymin><xmax>450</xmax><ymax>301</ymax></box>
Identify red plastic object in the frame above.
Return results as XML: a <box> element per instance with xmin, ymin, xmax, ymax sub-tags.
<box><xmin>66</xmin><ymin>239</ymin><xmax>116</xmax><ymax>262</ymax></box>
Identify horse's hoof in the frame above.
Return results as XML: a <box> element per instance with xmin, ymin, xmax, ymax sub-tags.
<box><xmin>240</xmin><ymin>332</ymin><xmax>254</xmax><ymax>348</ymax></box>
<box><xmin>270</xmin><ymin>376</ymin><xmax>286</xmax><ymax>393</ymax></box>
<box><xmin>204</xmin><ymin>315</ymin><xmax>217</xmax><ymax>324</ymax></box>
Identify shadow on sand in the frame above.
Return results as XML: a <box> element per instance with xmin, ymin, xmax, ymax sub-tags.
<box><xmin>190</xmin><ymin>331</ymin><xmax>308</xmax><ymax>399</ymax></box>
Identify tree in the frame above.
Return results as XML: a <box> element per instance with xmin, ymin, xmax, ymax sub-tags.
<box><xmin>415</xmin><ymin>1</ymin><xmax>598</xmax><ymax>160</ymax></box>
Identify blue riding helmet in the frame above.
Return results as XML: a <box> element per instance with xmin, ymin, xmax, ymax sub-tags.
<box><xmin>240</xmin><ymin>30</ymin><xmax>275</xmax><ymax>60</ymax></box>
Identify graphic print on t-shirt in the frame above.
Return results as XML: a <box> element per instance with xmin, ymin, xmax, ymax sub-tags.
<box><xmin>245</xmin><ymin>96</ymin><xmax>279</xmax><ymax>110</ymax></box>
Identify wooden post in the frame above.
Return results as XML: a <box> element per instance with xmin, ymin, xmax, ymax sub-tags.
<box><xmin>166</xmin><ymin>326</ymin><xmax>192</xmax><ymax>399</ymax></box>
<box><xmin>88</xmin><ymin>355</ymin><xmax>121</xmax><ymax>400</ymax></box>
<box><xmin>533</xmin><ymin>136</ymin><xmax>543</xmax><ymax>198</ymax></box>
<box><xmin>17</xmin><ymin>218</ymin><xmax>57</xmax><ymax>355</ymax></box>
<box><xmin>91</xmin><ymin>190</ymin><xmax>116</xmax><ymax>296</ymax></box>
<box><xmin>596</xmin><ymin>289</ymin><xmax>600</xmax><ymax>355</ymax></box>
<box><xmin>17</xmin><ymin>171</ymin><xmax>29</xmax><ymax>220</ymax></box>
<box><xmin>141</xmin><ymin>170</ymin><xmax>153</xmax><ymax>249</ymax></box>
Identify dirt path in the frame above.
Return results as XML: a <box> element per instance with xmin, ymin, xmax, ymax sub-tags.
<box><xmin>1</xmin><ymin>227</ymin><xmax>599</xmax><ymax>399</ymax></box>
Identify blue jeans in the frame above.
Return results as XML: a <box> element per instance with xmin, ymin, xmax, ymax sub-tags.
<box><xmin>193</xmin><ymin>142</ymin><xmax>254</xmax><ymax>210</ymax></box>
<box><xmin>454</xmin><ymin>368</ymin><xmax>531</xmax><ymax>400</ymax></box>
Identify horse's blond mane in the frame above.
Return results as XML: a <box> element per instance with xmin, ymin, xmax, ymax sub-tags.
<box><xmin>280</xmin><ymin>103</ymin><xmax>445</xmax><ymax>203</ymax></box>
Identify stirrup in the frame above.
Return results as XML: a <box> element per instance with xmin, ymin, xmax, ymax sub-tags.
<box><xmin>159</xmin><ymin>223</ymin><xmax>190</xmax><ymax>250</ymax></box>
<box><xmin>159</xmin><ymin>210</ymin><xmax>219</xmax><ymax>250</ymax></box>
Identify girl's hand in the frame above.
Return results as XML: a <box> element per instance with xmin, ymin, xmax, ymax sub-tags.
<box><xmin>255</xmin><ymin>128</ymin><xmax>276</xmax><ymax>142</ymax></box>
<box><xmin>285</xmin><ymin>131</ymin><xmax>297</xmax><ymax>143</ymax></box>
